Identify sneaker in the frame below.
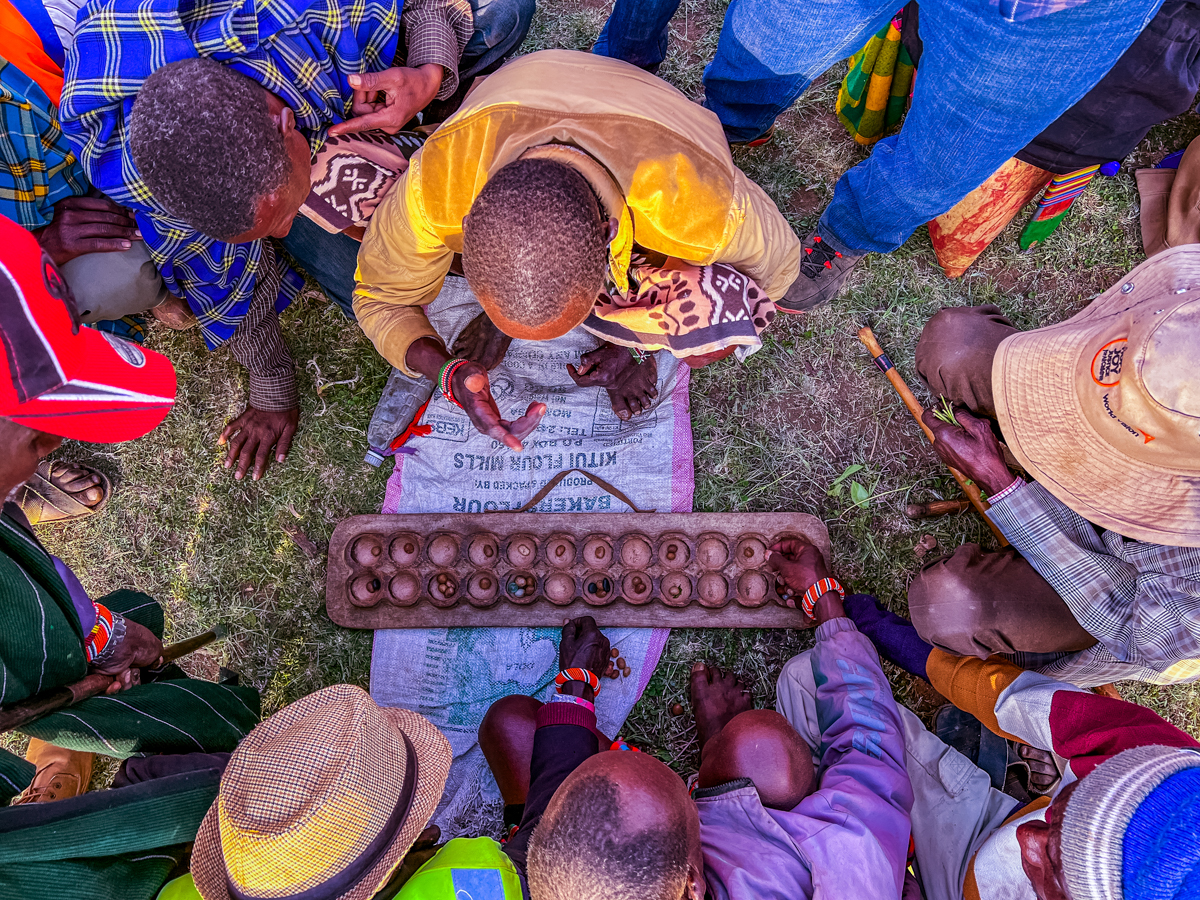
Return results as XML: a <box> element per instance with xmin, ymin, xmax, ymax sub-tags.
<box><xmin>777</xmin><ymin>231</ymin><xmax>864</xmax><ymax>313</ymax></box>
<box><xmin>728</xmin><ymin>124</ymin><xmax>775</xmax><ymax>150</ymax></box>
<box><xmin>13</xmin><ymin>739</ymin><xmax>94</xmax><ymax>804</ymax></box>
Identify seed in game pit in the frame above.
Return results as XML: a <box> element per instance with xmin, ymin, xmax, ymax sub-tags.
<box><xmin>665</xmin><ymin>544</ymin><xmax>678</xmax><ymax>561</ymax></box>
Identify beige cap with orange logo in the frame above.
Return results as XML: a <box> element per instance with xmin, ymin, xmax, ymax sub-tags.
<box><xmin>993</xmin><ymin>246</ymin><xmax>1200</xmax><ymax>547</ymax></box>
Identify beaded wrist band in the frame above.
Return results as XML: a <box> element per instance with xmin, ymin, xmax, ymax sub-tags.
<box><xmin>801</xmin><ymin>577</ymin><xmax>845</xmax><ymax>618</ymax></box>
<box><xmin>555</xmin><ymin>667</ymin><xmax>601</xmax><ymax>697</ymax></box>
<box><xmin>437</xmin><ymin>358</ymin><xmax>469</xmax><ymax>409</ymax></box>
<box><xmin>86</xmin><ymin>605</ymin><xmax>126</xmax><ymax>665</ymax></box>
<box><xmin>629</xmin><ymin>347</ymin><xmax>648</xmax><ymax>364</ymax></box>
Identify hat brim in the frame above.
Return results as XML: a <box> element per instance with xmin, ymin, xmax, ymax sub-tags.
<box><xmin>993</xmin><ymin>247</ymin><xmax>1200</xmax><ymax>547</ymax></box>
<box><xmin>191</xmin><ymin>707</ymin><xmax>451</xmax><ymax>900</ymax></box>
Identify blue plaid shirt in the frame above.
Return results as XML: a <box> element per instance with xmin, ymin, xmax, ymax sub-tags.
<box><xmin>990</xmin><ymin>481</ymin><xmax>1200</xmax><ymax>686</ymax></box>
<box><xmin>60</xmin><ymin>0</ymin><xmax>402</xmax><ymax>347</ymax></box>
<box><xmin>0</xmin><ymin>58</ymin><xmax>88</xmax><ymax>230</ymax></box>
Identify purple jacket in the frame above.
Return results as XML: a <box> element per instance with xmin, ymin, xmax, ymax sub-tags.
<box><xmin>696</xmin><ymin>619</ymin><xmax>914</xmax><ymax>900</ymax></box>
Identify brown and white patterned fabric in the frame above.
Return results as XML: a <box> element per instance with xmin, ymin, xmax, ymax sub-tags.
<box><xmin>583</xmin><ymin>252</ymin><xmax>778</xmax><ymax>361</ymax></box>
<box><xmin>300</xmin><ymin>132</ymin><xmax>426</xmax><ymax>235</ymax></box>
<box><xmin>191</xmin><ymin>684</ymin><xmax>451</xmax><ymax>900</ymax></box>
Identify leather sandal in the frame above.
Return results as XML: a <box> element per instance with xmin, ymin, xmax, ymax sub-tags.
<box><xmin>15</xmin><ymin>460</ymin><xmax>112</xmax><ymax>525</ymax></box>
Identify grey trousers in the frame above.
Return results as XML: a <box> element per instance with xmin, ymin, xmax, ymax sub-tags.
<box><xmin>60</xmin><ymin>244</ymin><xmax>168</xmax><ymax>323</ymax></box>
<box><xmin>776</xmin><ymin>650</ymin><xmax>1020</xmax><ymax>900</ymax></box>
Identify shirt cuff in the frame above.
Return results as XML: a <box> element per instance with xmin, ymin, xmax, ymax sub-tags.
<box><xmin>248</xmin><ymin>369</ymin><xmax>300</xmax><ymax>412</ymax></box>
<box><xmin>815</xmin><ymin>616</ymin><xmax>860</xmax><ymax>642</ymax></box>
<box><xmin>536</xmin><ymin>698</ymin><xmax>598</xmax><ymax>731</ymax></box>
<box><xmin>403</xmin><ymin>12</ymin><xmax>462</xmax><ymax>100</ymax></box>
<box><xmin>987</xmin><ymin>476</ymin><xmax>1026</xmax><ymax>506</ymax></box>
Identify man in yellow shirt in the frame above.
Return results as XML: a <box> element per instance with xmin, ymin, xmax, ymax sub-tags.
<box><xmin>353</xmin><ymin>49</ymin><xmax>802</xmax><ymax>450</ymax></box>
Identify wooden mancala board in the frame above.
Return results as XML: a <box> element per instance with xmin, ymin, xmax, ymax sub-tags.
<box><xmin>326</xmin><ymin>512</ymin><xmax>830</xmax><ymax>628</ymax></box>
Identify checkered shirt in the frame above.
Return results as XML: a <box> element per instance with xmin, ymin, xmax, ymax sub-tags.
<box><xmin>226</xmin><ymin>240</ymin><xmax>298</xmax><ymax>410</ymax></box>
<box><xmin>402</xmin><ymin>0</ymin><xmax>472</xmax><ymax>99</ymax></box>
<box><xmin>0</xmin><ymin>57</ymin><xmax>88</xmax><ymax>230</ymax></box>
<box><xmin>59</xmin><ymin>0</ymin><xmax>404</xmax><ymax>348</ymax></box>
<box><xmin>989</xmin><ymin>480</ymin><xmax>1200</xmax><ymax>686</ymax></box>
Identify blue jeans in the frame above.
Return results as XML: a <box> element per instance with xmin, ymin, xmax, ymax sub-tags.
<box><xmin>280</xmin><ymin>215</ymin><xmax>359</xmax><ymax>319</ymax></box>
<box><xmin>593</xmin><ymin>0</ymin><xmax>682</xmax><ymax>71</ymax></box>
<box><xmin>597</xmin><ymin>0</ymin><xmax>1163</xmax><ymax>254</ymax></box>
<box><xmin>459</xmin><ymin>0</ymin><xmax>536</xmax><ymax>82</ymax></box>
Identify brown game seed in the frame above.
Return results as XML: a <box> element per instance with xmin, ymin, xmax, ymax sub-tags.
<box><xmin>622</xmin><ymin>667</ymin><xmax>631</xmax><ymax>677</ymax></box>
<box><xmin>616</xmin><ymin>657</ymin><xmax>626</xmax><ymax>668</ymax></box>
<box><xmin>610</xmin><ymin>648</ymin><xmax>619</xmax><ymax>658</ymax></box>
<box><xmin>670</xmin><ymin>703</ymin><xmax>685</xmax><ymax>716</ymax></box>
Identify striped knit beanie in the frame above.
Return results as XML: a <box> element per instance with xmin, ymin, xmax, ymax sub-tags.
<box><xmin>1061</xmin><ymin>745</ymin><xmax>1200</xmax><ymax>900</ymax></box>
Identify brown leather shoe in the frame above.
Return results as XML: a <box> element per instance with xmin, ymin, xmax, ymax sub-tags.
<box><xmin>13</xmin><ymin>739</ymin><xmax>95</xmax><ymax>804</ymax></box>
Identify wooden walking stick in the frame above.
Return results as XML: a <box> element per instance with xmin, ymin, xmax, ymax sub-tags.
<box><xmin>857</xmin><ymin>326</ymin><xmax>1009</xmax><ymax>547</ymax></box>
<box><xmin>0</xmin><ymin>624</ymin><xmax>228</xmax><ymax>734</ymax></box>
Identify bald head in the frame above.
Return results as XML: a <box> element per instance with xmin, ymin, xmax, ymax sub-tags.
<box><xmin>527</xmin><ymin>752</ymin><xmax>701</xmax><ymax>900</ymax></box>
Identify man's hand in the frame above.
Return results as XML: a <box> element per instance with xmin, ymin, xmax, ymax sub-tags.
<box><xmin>567</xmin><ymin>344</ymin><xmax>659</xmax><ymax>421</ymax></box>
<box><xmin>453</xmin><ymin>362</ymin><xmax>546</xmax><ymax>452</ymax></box>
<box><xmin>328</xmin><ymin>65</ymin><xmax>443</xmax><ymax>136</ymax></box>
<box><xmin>920</xmin><ymin>407</ymin><xmax>1016</xmax><ymax>496</ymax></box>
<box><xmin>91</xmin><ymin>619</ymin><xmax>164</xmax><ymax>694</ymax></box>
<box><xmin>768</xmin><ymin>539</ymin><xmax>844</xmax><ymax>624</ymax></box>
<box><xmin>34</xmin><ymin>196</ymin><xmax>141</xmax><ymax>266</ymax></box>
<box><xmin>559</xmin><ymin>616</ymin><xmax>611</xmax><ymax>702</ymax></box>
<box><xmin>218</xmin><ymin>406</ymin><xmax>300</xmax><ymax>481</ymax></box>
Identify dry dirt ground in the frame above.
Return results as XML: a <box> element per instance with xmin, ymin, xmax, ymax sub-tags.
<box><xmin>17</xmin><ymin>0</ymin><xmax>1200</xmax><ymax>783</ymax></box>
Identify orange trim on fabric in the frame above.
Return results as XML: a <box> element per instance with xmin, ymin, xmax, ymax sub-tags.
<box><xmin>926</xmin><ymin>649</ymin><xmax>1025</xmax><ymax>741</ymax></box>
<box><xmin>0</xmin><ymin>0</ymin><xmax>64</xmax><ymax>104</ymax></box>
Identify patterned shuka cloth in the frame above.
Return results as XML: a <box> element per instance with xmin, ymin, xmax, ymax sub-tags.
<box><xmin>837</xmin><ymin>14</ymin><xmax>915</xmax><ymax>147</ymax></box>
<box><xmin>0</xmin><ymin>507</ymin><xmax>259</xmax><ymax>802</ymax></box>
<box><xmin>583</xmin><ymin>252</ymin><xmax>777</xmax><ymax>361</ymax></box>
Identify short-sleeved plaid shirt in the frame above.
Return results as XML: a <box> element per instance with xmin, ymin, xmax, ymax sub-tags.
<box><xmin>989</xmin><ymin>481</ymin><xmax>1200</xmax><ymax>686</ymax></box>
<box><xmin>0</xmin><ymin>57</ymin><xmax>87</xmax><ymax>230</ymax></box>
<box><xmin>60</xmin><ymin>0</ymin><xmax>402</xmax><ymax>347</ymax></box>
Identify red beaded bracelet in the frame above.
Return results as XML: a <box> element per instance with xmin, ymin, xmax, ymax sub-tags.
<box><xmin>438</xmin><ymin>358</ymin><xmax>469</xmax><ymax>409</ymax></box>
<box><xmin>802</xmin><ymin>577</ymin><xmax>845</xmax><ymax>617</ymax></box>
<box><xmin>554</xmin><ymin>667</ymin><xmax>601</xmax><ymax>697</ymax></box>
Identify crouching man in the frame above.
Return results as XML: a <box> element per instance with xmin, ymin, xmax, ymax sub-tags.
<box><xmin>477</xmin><ymin>538</ymin><xmax>913</xmax><ymax>899</ymax></box>
<box><xmin>353</xmin><ymin>49</ymin><xmax>805</xmax><ymax>450</ymax></box>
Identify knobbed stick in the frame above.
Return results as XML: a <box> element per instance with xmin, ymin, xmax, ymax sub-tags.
<box><xmin>0</xmin><ymin>625</ymin><xmax>228</xmax><ymax>734</ymax></box>
<box><xmin>857</xmin><ymin>327</ymin><xmax>1009</xmax><ymax>547</ymax></box>
<box><xmin>906</xmin><ymin>499</ymin><xmax>974</xmax><ymax>519</ymax></box>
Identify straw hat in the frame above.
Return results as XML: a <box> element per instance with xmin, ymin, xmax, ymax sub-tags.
<box><xmin>1137</xmin><ymin>137</ymin><xmax>1200</xmax><ymax>259</ymax></box>
<box><xmin>191</xmin><ymin>684</ymin><xmax>451</xmax><ymax>900</ymax></box>
<box><xmin>992</xmin><ymin>246</ymin><xmax>1200</xmax><ymax>547</ymax></box>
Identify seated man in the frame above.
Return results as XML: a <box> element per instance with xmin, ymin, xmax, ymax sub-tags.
<box><xmin>480</xmin><ymin>542</ymin><xmax>913</xmax><ymax>899</ymax></box>
<box><xmin>60</xmin><ymin>0</ymin><xmax>534</xmax><ymax>481</ymax></box>
<box><xmin>845</xmin><ymin>597</ymin><xmax>1200</xmax><ymax>900</ymax></box>
<box><xmin>0</xmin><ymin>215</ymin><xmax>259</xmax><ymax>807</ymax></box>
<box><xmin>353</xmin><ymin>50</ymin><xmax>804</xmax><ymax>450</ymax></box>
<box><xmin>908</xmin><ymin>247</ymin><xmax>1200</xmax><ymax>685</ymax></box>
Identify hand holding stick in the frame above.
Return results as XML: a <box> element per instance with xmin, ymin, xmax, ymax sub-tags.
<box><xmin>0</xmin><ymin>625</ymin><xmax>228</xmax><ymax>734</ymax></box>
<box><xmin>857</xmin><ymin>327</ymin><xmax>1008</xmax><ymax>547</ymax></box>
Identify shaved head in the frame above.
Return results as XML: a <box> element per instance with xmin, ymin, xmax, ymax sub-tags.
<box><xmin>527</xmin><ymin>752</ymin><xmax>701</xmax><ymax>900</ymax></box>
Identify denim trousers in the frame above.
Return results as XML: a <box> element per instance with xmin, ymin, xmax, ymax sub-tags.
<box><xmin>596</xmin><ymin>0</ymin><xmax>1163</xmax><ymax>253</ymax></box>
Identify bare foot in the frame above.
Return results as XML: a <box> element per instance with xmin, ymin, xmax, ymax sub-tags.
<box><xmin>150</xmin><ymin>294</ymin><xmax>197</xmax><ymax>330</ymax></box>
<box><xmin>452</xmin><ymin>312</ymin><xmax>513</xmax><ymax>370</ymax></box>
<box><xmin>47</xmin><ymin>462</ymin><xmax>106</xmax><ymax>509</ymax></box>
<box><xmin>689</xmin><ymin>662</ymin><xmax>754</xmax><ymax>752</ymax></box>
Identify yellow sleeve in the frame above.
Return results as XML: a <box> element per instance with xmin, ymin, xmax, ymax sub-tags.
<box><xmin>925</xmin><ymin>649</ymin><xmax>1026</xmax><ymax>742</ymax></box>
<box><xmin>714</xmin><ymin>173</ymin><xmax>801</xmax><ymax>301</ymax></box>
<box><xmin>353</xmin><ymin>163</ymin><xmax>455</xmax><ymax>377</ymax></box>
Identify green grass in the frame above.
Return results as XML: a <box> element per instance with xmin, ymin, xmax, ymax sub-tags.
<box><xmin>31</xmin><ymin>0</ymin><xmax>1200</xmax><ymax>788</ymax></box>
